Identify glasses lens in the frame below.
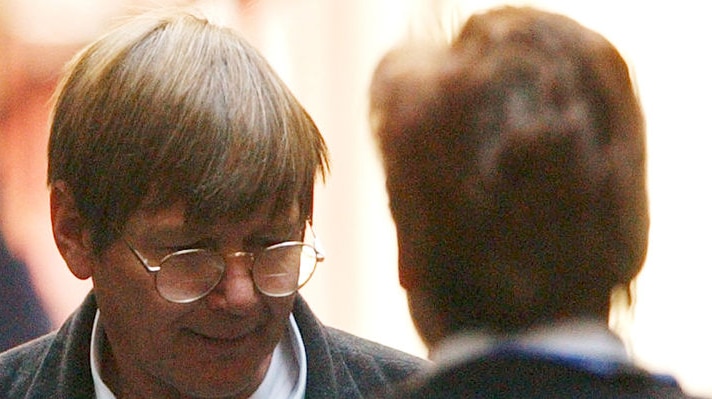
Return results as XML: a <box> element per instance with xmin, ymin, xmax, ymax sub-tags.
<box><xmin>156</xmin><ymin>249</ymin><xmax>225</xmax><ymax>303</ymax></box>
<box><xmin>254</xmin><ymin>243</ymin><xmax>318</xmax><ymax>297</ymax></box>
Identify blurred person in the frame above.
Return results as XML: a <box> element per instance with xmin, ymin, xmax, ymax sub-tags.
<box><xmin>0</xmin><ymin>24</ymin><xmax>56</xmax><ymax>349</ymax></box>
<box><xmin>369</xmin><ymin>6</ymin><xmax>698</xmax><ymax>398</ymax></box>
<box><xmin>0</xmin><ymin>230</ymin><xmax>51</xmax><ymax>352</ymax></box>
<box><xmin>0</xmin><ymin>0</ymin><xmax>113</xmax><ymax>336</ymax></box>
<box><xmin>0</xmin><ymin>8</ymin><xmax>426</xmax><ymax>398</ymax></box>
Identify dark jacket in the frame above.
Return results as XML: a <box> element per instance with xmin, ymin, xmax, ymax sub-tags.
<box><xmin>391</xmin><ymin>349</ymin><xmax>700</xmax><ymax>399</ymax></box>
<box><xmin>0</xmin><ymin>292</ymin><xmax>428</xmax><ymax>398</ymax></box>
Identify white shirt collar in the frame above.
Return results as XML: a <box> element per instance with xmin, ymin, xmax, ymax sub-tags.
<box><xmin>90</xmin><ymin>310</ymin><xmax>307</xmax><ymax>399</ymax></box>
<box><xmin>431</xmin><ymin>319</ymin><xmax>630</xmax><ymax>370</ymax></box>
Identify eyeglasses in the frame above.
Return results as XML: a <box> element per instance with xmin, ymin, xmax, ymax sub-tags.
<box><xmin>118</xmin><ymin>222</ymin><xmax>325</xmax><ymax>303</ymax></box>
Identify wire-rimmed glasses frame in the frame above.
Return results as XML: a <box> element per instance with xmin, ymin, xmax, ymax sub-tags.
<box><xmin>117</xmin><ymin>222</ymin><xmax>325</xmax><ymax>304</ymax></box>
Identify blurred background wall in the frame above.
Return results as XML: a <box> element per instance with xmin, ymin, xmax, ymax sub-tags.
<box><xmin>1</xmin><ymin>0</ymin><xmax>710</xmax><ymax>396</ymax></box>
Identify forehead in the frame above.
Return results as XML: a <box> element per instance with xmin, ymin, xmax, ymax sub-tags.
<box><xmin>125</xmin><ymin>200</ymin><xmax>301</xmax><ymax>236</ymax></box>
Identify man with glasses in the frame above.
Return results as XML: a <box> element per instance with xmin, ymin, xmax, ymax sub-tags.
<box><xmin>0</xmin><ymin>8</ymin><xmax>426</xmax><ymax>398</ymax></box>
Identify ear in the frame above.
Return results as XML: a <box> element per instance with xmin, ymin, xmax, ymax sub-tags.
<box><xmin>50</xmin><ymin>181</ymin><xmax>95</xmax><ymax>280</ymax></box>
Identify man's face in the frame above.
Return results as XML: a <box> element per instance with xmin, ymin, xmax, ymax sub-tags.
<box><xmin>91</xmin><ymin>200</ymin><xmax>300</xmax><ymax>398</ymax></box>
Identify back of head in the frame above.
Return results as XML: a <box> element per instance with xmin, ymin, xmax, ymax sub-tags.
<box><xmin>48</xmin><ymin>9</ymin><xmax>329</xmax><ymax>253</ymax></box>
<box><xmin>371</xmin><ymin>6</ymin><xmax>648</xmax><ymax>338</ymax></box>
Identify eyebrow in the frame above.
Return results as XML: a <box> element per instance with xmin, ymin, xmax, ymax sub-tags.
<box><xmin>252</xmin><ymin>222</ymin><xmax>301</xmax><ymax>239</ymax></box>
<box><xmin>133</xmin><ymin>226</ymin><xmax>197</xmax><ymax>246</ymax></box>
<box><xmin>183</xmin><ymin>219</ymin><xmax>301</xmax><ymax>240</ymax></box>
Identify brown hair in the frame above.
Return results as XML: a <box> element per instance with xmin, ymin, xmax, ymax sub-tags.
<box><xmin>49</xmin><ymin>9</ymin><xmax>329</xmax><ymax>252</ymax></box>
<box><xmin>371</xmin><ymin>6</ymin><xmax>647</xmax><ymax>333</ymax></box>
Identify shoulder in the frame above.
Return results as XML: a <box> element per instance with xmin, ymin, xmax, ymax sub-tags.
<box><xmin>0</xmin><ymin>292</ymin><xmax>97</xmax><ymax>398</ymax></box>
<box><xmin>292</xmin><ymin>294</ymin><xmax>428</xmax><ymax>377</ymax></box>
<box><xmin>0</xmin><ymin>333</ymin><xmax>56</xmax><ymax>396</ymax></box>
<box><xmin>391</xmin><ymin>354</ymin><xmax>700</xmax><ymax>399</ymax></box>
<box><xmin>292</xmin><ymin>294</ymin><xmax>429</xmax><ymax>397</ymax></box>
<box><xmin>318</xmin><ymin>326</ymin><xmax>429</xmax><ymax>399</ymax></box>
<box><xmin>324</xmin><ymin>325</ymin><xmax>429</xmax><ymax>377</ymax></box>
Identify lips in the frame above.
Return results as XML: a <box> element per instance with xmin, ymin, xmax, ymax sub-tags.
<box><xmin>187</xmin><ymin>322</ymin><xmax>264</xmax><ymax>342</ymax></box>
<box><xmin>180</xmin><ymin>326</ymin><xmax>266</xmax><ymax>363</ymax></box>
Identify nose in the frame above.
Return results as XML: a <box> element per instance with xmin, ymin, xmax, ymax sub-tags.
<box><xmin>205</xmin><ymin>253</ymin><xmax>259</xmax><ymax>312</ymax></box>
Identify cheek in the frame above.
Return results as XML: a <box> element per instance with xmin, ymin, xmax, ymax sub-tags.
<box><xmin>92</xmin><ymin>248</ymin><xmax>183</xmax><ymax>356</ymax></box>
<box><xmin>260</xmin><ymin>295</ymin><xmax>295</xmax><ymax>347</ymax></box>
<box><xmin>396</xmin><ymin>228</ymin><xmax>433</xmax><ymax>291</ymax></box>
<box><xmin>266</xmin><ymin>296</ymin><xmax>295</xmax><ymax>321</ymax></box>
<box><xmin>92</xmin><ymin>247</ymin><xmax>159</xmax><ymax>316</ymax></box>
<box><xmin>407</xmin><ymin>289</ymin><xmax>444</xmax><ymax>351</ymax></box>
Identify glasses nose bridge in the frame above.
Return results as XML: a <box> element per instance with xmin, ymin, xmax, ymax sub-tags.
<box><xmin>222</xmin><ymin>251</ymin><xmax>256</xmax><ymax>273</ymax></box>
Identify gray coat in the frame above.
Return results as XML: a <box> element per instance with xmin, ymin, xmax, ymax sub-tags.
<box><xmin>0</xmin><ymin>292</ymin><xmax>428</xmax><ymax>398</ymax></box>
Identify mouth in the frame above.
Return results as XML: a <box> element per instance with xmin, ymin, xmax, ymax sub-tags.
<box><xmin>182</xmin><ymin>325</ymin><xmax>267</xmax><ymax>363</ymax></box>
<box><xmin>187</xmin><ymin>323</ymin><xmax>264</xmax><ymax>342</ymax></box>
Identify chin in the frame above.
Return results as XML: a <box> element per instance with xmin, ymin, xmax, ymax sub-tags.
<box><xmin>160</xmin><ymin>351</ymin><xmax>269</xmax><ymax>399</ymax></box>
